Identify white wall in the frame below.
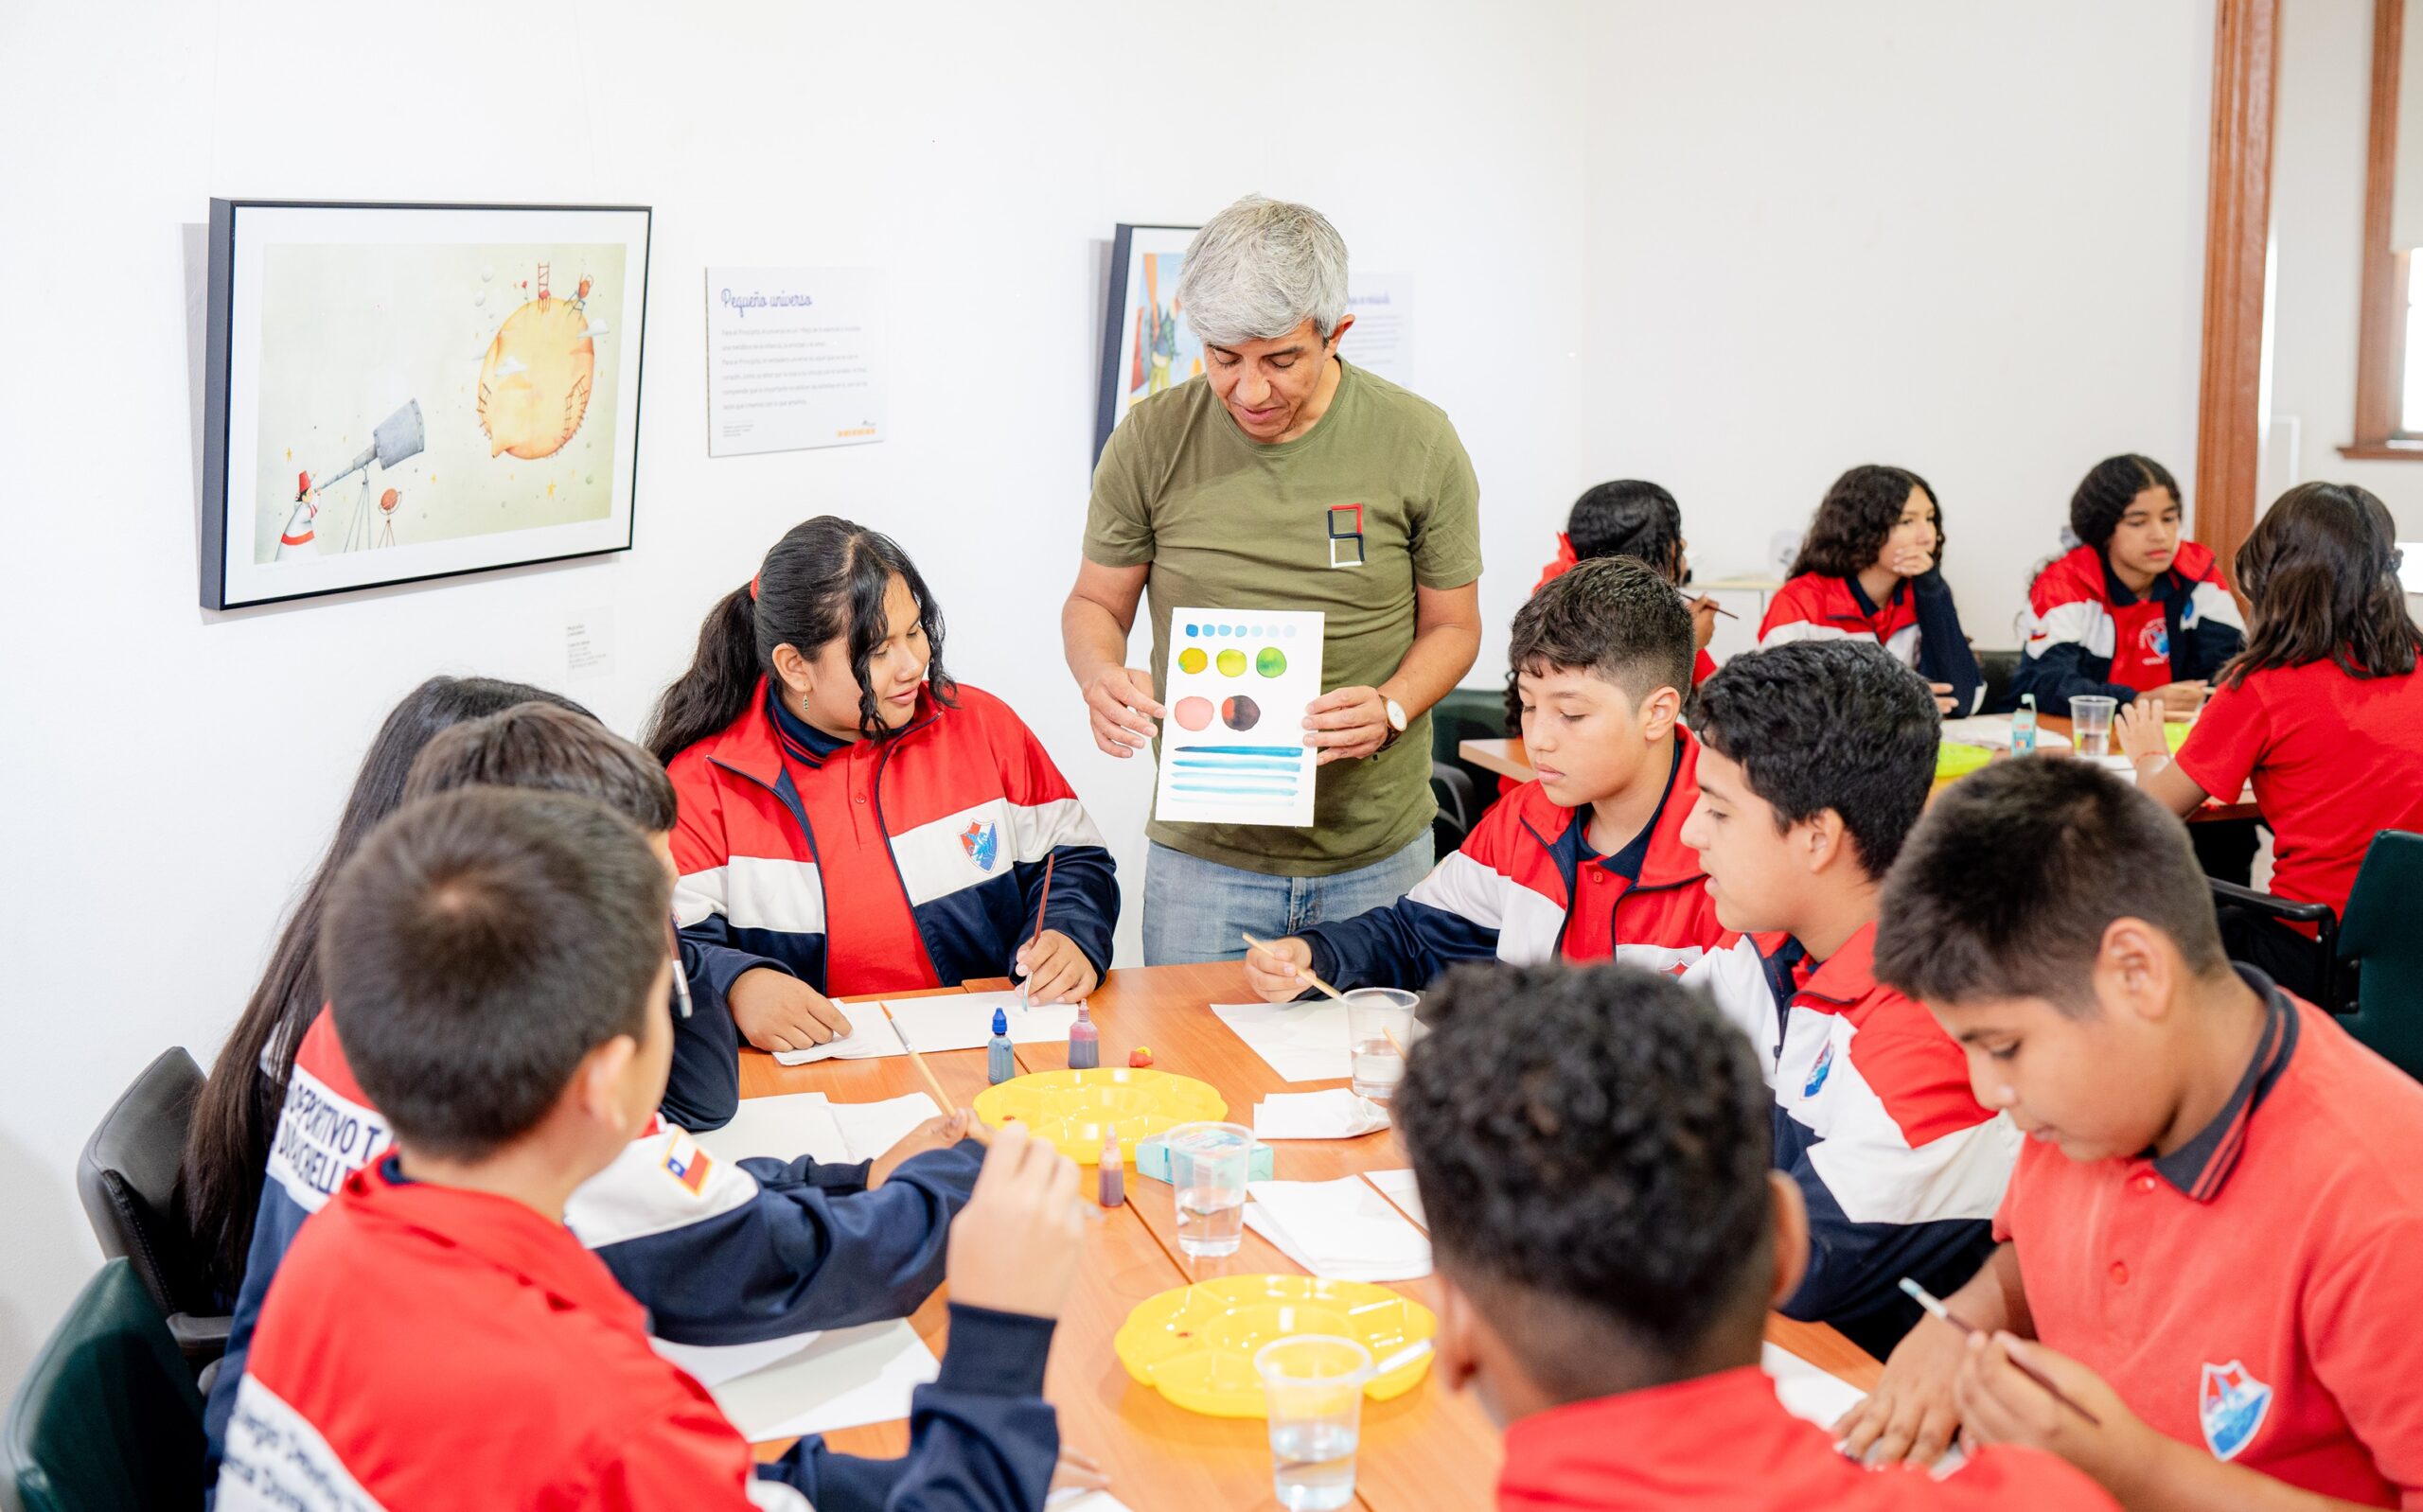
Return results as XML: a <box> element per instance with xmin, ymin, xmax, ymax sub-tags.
<box><xmin>1560</xmin><ymin>2</ymin><xmax>2217</xmax><ymax>657</ymax></box>
<box><xmin>0</xmin><ymin>0</ymin><xmax>2216</xmax><ymax>1396</ymax></box>
<box><xmin>2271</xmin><ymin>0</ymin><xmax>2423</xmax><ymax>536</ymax></box>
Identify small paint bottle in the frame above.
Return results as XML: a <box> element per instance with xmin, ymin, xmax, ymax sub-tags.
<box><xmin>2012</xmin><ymin>694</ymin><xmax>2039</xmax><ymax>755</ymax></box>
<box><xmin>1098</xmin><ymin>1126</ymin><xmax>1125</xmax><ymax>1208</ymax></box>
<box><xmin>986</xmin><ymin>1009</ymin><xmax>1015</xmax><ymax>1085</ymax></box>
<box><xmin>1068</xmin><ymin>1003</ymin><xmax>1100</xmax><ymax>1070</ymax></box>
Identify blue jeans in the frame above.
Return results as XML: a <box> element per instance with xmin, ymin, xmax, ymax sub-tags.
<box><xmin>1141</xmin><ymin>834</ymin><xmax>1436</xmax><ymax>966</ymax></box>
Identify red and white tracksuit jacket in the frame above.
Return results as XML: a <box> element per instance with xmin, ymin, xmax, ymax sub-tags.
<box><xmin>2007</xmin><ymin>540</ymin><xmax>2244</xmax><ymax>710</ymax></box>
<box><xmin>1303</xmin><ymin>733</ymin><xmax>1723</xmax><ymax>989</ymax></box>
<box><xmin>1758</xmin><ymin>570</ymin><xmax>1984</xmax><ymax>713</ymax></box>
<box><xmin>215</xmin><ymin>1157</ymin><xmax>1058</xmax><ymax>1511</ymax></box>
<box><xmin>667</xmin><ymin>682</ymin><xmax>1117</xmax><ymax>999</ymax></box>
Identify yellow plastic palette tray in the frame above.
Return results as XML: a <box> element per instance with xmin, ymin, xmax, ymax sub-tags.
<box><xmin>971</xmin><ymin>1067</ymin><xmax>1225</xmax><ymax>1164</ymax></box>
<box><xmin>2167</xmin><ymin>720</ymin><xmax>2193</xmax><ymax>752</ymax></box>
<box><xmin>1113</xmin><ymin>1275</ymin><xmax>1437</xmax><ymax>1418</ymax></box>
<box><xmin>1936</xmin><ymin>741</ymin><xmax>1992</xmax><ymax>781</ymax></box>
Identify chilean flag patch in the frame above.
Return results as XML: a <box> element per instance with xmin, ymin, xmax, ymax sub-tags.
<box><xmin>663</xmin><ymin>1134</ymin><xmax>713</xmax><ymax>1197</ymax></box>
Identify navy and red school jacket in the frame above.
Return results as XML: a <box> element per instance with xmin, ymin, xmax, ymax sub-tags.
<box><xmin>214</xmin><ymin>1156</ymin><xmax>1056</xmax><ymax>1512</ymax></box>
<box><xmin>668</xmin><ymin>682</ymin><xmax>1117</xmax><ymax>998</ymax></box>
<box><xmin>2006</xmin><ymin>540</ymin><xmax>2245</xmax><ymax>711</ymax></box>
<box><xmin>1304</xmin><ymin>733</ymin><xmax>1723</xmax><ymax>990</ymax></box>
<box><xmin>1759</xmin><ymin>568</ymin><xmax>1983</xmax><ymax>714</ymax></box>
<box><xmin>1679</xmin><ymin>923</ymin><xmax>2019</xmax><ymax>1357</ymax></box>
<box><xmin>1496</xmin><ymin>1365</ymin><xmax>2119</xmax><ymax>1510</ymax></box>
<box><xmin>203</xmin><ymin>1006</ymin><xmax>980</xmax><ymax>1476</ymax></box>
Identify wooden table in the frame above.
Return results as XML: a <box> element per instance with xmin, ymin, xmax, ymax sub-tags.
<box><xmin>1460</xmin><ymin>717</ymin><xmax>2260</xmax><ymax>823</ymax></box>
<box><xmin>741</xmin><ymin>964</ymin><xmax>1882</xmax><ymax>1509</ymax></box>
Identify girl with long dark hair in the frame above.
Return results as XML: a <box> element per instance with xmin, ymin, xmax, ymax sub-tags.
<box><xmin>2007</xmin><ymin>454</ymin><xmax>2244</xmax><ymax>714</ymax></box>
<box><xmin>1760</xmin><ymin>465</ymin><xmax>1983</xmax><ymax>714</ymax></box>
<box><xmin>645</xmin><ymin>517</ymin><xmax>1118</xmax><ymax>1047</ymax></box>
<box><xmin>2121</xmin><ymin>483</ymin><xmax>2423</xmax><ymax>998</ymax></box>
<box><xmin>178</xmin><ymin>676</ymin><xmax>582</xmax><ymax>1298</ymax></box>
<box><xmin>1530</xmin><ymin>479</ymin><xmax>1720</xmax><ymax>683</ymax></box>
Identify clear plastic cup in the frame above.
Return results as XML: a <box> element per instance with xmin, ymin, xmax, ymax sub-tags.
<box><xmin>1256</xmin><ymin>1334</ymin><xmax>1371</xmax><ymax>1512</ymax></box>
<box><xmin>2069</xmin><ymin>694</ymin><xmax>2118</xmax><ymax>758</ymax></box>
<box><xmin>1164</xmin><ymin>1120</ymin><xmax>1253</xmax><ymax>1258</ymax></box>
<box><xmin>1343</xmin><ymin>988</ymin><xmax>1417</xmax><ymax>1102</ymax></box>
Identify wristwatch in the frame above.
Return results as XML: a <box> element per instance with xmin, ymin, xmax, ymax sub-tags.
<box><xmin>1374</xmin><ymin>696</ymin><xmax>1408</xmax><ymax>754</ymax></box>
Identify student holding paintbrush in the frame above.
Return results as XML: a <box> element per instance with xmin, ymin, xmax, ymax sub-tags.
<box><xmin>1844</xmin><ymin>759</ymin><xmax>2423</xmax><ymax>1510</ymax></box>
<box><xmin>647</xmin><ymin>517</ymin><xmax>1121</xmax><ymax>1054</ymax></box>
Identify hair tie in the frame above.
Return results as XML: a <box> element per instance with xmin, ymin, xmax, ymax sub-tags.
<box><xmin>749</xmin><ymin>574</ymin><xmax>760</xmax><ymax>602</ymax></box>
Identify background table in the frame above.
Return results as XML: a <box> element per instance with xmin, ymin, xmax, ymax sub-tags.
<box><xmin>742</xmin><ymin>964</ymin><xmax>1882</xmax><ymax>1509</ymax></box>
<box><xmin>1460</xmin><ymin>715</ymin><xmax>2260</xmax><ymax>823</ymax></box>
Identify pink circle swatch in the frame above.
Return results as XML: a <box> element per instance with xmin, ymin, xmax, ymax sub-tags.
<box><xmin>1174</xmin><ymin>695</ymin><xmax>1214</xmax><ymax>731</ymax></box>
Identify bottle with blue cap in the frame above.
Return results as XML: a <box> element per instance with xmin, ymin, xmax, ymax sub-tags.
<box><xmin>986</xmin><ymin>1008</ymin><xmax>1016</xmax><ymax>1085</ymax></box>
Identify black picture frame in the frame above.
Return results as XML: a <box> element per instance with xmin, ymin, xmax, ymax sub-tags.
<box><xmin>1093</xmin><ymin>222</ymin><xmax>1199</xmax><ymax>463</ymax></box>
<box><xmin>200</xmin><ymin>198</ymin><xmax>652</xmax><ymax>610</ymax></box>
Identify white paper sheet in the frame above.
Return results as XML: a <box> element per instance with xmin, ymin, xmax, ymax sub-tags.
<box><xmin>693</xmin><ymin>1091</ymin><xmax>943</xmax><ymax>1169</ymax></box>
<box><xmin>884</xmin><ymin>991</ymin><xmax>1081</xmax><ymax>1052</ymax></box>
<box><xmin>1938</xmin><ymin>714</ymin><xmax>2073</xmax><ymax>752</ymax></box>
<box><xmin>706</xmin><ymin>1318</ymin><xmax>940</xmax><ymax>1442</ymax></box>
<box><xmin>1362</xmin><ymin>1168</ymin><xmax>1427</xmax><ymax>1231</ymax></box>
<box><xmin>770</xmin><ymin>1003</ymin><xmax>909</xmax><ymax>1064</ymax></box>
<box><xmin>1154</xmin><ymin>607</ymin><xmax>1324</xmax><ymax>827</ymax></box>
<box><xmin>1253</xmin><ymin>1089</ymin><xmax>1390</xmax><ymax>1140</ymax></box>
<box><xmin>1761</xmin><ymin>1342</ymin><xmax>1867</xmax><ymax>1429</ymax></box>
<box><xmin>653</xmin><ymin>1329</ymin><xmax>824</xmax><ymax>1388</ymax></box>
<box><xmin>1246</xmin><ymin>1177</ymin><xmax>1431</xmax><ymax>1282</ymax></box>
<box><xmin>1210</xmin><ymin>1001</ymin><xmax>1353</xmax><ymax>1082</ymax></box>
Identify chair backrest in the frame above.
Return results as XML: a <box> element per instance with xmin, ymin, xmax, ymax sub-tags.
<box><xmin>75</xmin><ymin>1049</ymin><xmax>216</xmax><ymax>1321</ymax></box>
<box><xmin>2</xmin><ymin>1259</ymin><xmax>206</xmax><ymax>1512</ymax></box>
<box><xmin>2337</xmin><ymin>831</ymin><xmax>2423</xmax><ymax>1080</ymax></box>
<box><xmin>1429</xmin><ymin>762</ymin><xmax>1477</xmax><ymax>861</ymax></box>
<box><xmin>1977</xmin><ymin>647</ymin><xmax>2023</xmax><ymax>714</ymax></box>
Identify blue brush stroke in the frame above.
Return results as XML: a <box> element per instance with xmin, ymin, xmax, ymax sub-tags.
<box><xmin>1172</xmin><ymin>745</ymin><xmax>1303</xmax><ymax>756</ymax></box>
<box><xmin>1170</xmin><ymin>783</ymin><xmax>1301</xmax><ymax>797</ymax></box>
<box><xmin>1174</xmin><ymin>758</ymin><xmax>1301</xmax><ymax>771</ymax></box>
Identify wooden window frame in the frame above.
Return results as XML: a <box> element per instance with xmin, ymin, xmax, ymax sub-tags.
<box><xmin>2343</xmin><ymin>0</ymin><xmax>2423</xmax><ymax>458</ymax></box>
<box><xmin>2199</xmin><ymin>0</ymin><xmax>2280</xmax><ymax>574</ymax></box>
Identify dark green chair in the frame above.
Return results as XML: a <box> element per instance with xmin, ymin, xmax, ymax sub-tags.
<box><xmin>2336</xmin><ymin>831</ymin><xmax>2423</xmax><ymax>1081</ymax></box>
<box><xmin>1429</xmin><ymin>683</ymin><xmax>1514</xmax><ymax>817</ymax></box>
<box><xmin>2</xmin><ymin>1259</ymin><xmax>206</xmax><ymax>1512</ymax></box>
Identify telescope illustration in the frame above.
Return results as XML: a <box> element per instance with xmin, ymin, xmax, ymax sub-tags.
<box><xmin>275</xmin><ymin>400</ymin><xmax>425</xmax><ymax>561</ymax></box>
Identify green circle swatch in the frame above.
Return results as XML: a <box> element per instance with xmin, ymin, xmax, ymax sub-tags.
<box><xmin>1255</xmin><ymin>647</ymin><xmax>1287</xmax><ymax>678</ymax></box>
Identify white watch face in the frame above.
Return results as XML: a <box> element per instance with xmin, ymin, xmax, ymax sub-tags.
<box><xmin>1386</xmin><ymin>698</ymin><xmax>1407</xmax><ymax>732</ymax></box>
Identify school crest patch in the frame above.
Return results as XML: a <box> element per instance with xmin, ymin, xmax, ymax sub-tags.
<box><xmin>1803</xmin><ymin>1039</ymin><xmax>1836</xmax><ymax>1098</ymax></box>
<box><xmin>2199</xmin><ymin>1360</ymin><xmax>2272</xmax><ymax>1462</ymax></box>
<box><xmin>960</xmin><ymin>820</ymin><xmax>1000</xmax><ymax>871</ymax></box>
<box><xmin>2138</xmin><ymin>619</ymin><xmax>2170</xmax><ymax>661</ymax></box>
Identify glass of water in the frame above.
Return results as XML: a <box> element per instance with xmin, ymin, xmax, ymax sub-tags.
<box><xmin>2069</xmin><ymin>694</ymin><xmax>2118</xmax><ymax>758</ymax></box>
<box><xmin>1164</xmin><ymin>1120</ymin><xmax>1253</xmax><ymax>1258</ymax></box>
<box><xmin>1343</xmin><ymin>989</ymin><xmax>1418</xmax><ymax>1101</ymax></box>
<box><xmin>1257</xmin><ymin>1334</ymin><xmax>1372</xmax><ymax>1512</ymax></box>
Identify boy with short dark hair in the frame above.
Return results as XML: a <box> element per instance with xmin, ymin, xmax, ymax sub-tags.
<box><xmin>1245</xmin><ymin>556</ymin><xmax>1722</xmax><ymax>998</ymax></box>
<box><xmin>206</xmin><ymin>703</ymin><xmax>982</xmax><ymax>1478</ymax></box>
<box><xmin>1676</xmin><ymin>641</ymin><xmax>2018</xmax><ymax>1355</ymax></box>
<box><xmin>1843</xmin><ymin>757</ymin><xmax>2423</xmax><ymax>1510</ymax></box>
<box><xmin>1393</xmin><ymin>958</ymin><xmax>2114</xmax><ymax>1510</ymax></box>
<box><xmin>216</xmin><ymin>787</ymin><xmax>1077</xmax><ymax>1511</ymax></box>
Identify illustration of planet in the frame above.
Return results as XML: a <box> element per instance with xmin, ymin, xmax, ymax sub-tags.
<box><xmin>1174</xmin><ymin>696</ymin><xmax>1214</xmax><ymax>731</ymax></box>
<box><xmin>1255</xmin><ymin>647</ymin><xmax>1287</xmax><ymax>677</ymax></box>
<box><xmin>1216</xmin><ymin>649</ymin><xmax>1247</xmax><ymax>677</ymax></box>
<box><xmin>1220</xmin><ymin>695</ymin><xmax>1262</xmax><ymax>731</ymax></box>
<box><xmin>1178</xmin><ymin>647</ymin><xmax>1208</xmax><ymax>675</ymax></box>
<box><xmin>477</xmin><ymin>291</ymin><xmax>595</xmax><ymax>460</ymax></box>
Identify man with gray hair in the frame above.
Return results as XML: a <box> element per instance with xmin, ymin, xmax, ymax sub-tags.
<box><xmin>1063</xmin><ymin>195</ymin><xmax>1483</xmax><ymax>965</ymax></box>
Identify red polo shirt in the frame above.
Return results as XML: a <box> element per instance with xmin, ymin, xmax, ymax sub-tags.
<box><xmin>1996</xmin><ymin>976</ymin><xmax>2423</xmax><ymax>1505</ymax></box>
<box><xmin>1497</xmin><ymin>1364</ymin><xmax>2116</xmax><ymax>1509</ymax></box>
<box><xmin>2174</xmin><ymin>659</ymin><xmax>2423</xmax><ymax>923</ymax></box>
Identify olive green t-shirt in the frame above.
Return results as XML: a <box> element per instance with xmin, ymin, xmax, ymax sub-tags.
<box><xmin>1084</xmin><ymin>359</ymin><xmax>1482</xmax><ymax>876</ymax></box>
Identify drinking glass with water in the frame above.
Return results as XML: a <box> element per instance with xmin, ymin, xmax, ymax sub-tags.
<box><xmin>1164</xmin><ymin>1120</ymin><xmax>1253</xmax><ymax>1258</ymax></box>
<box><xmin>2069</xmin><ymin>694</ymin><xmax>2118</xmax><ymax>758</ymax></box>
<box><xmin>1257</xmin><ymin>1334</ymin><xmax>1372</xmax><ymax>1512</ymax></box>
<box><xmin>1343</xmin><ymin>988</ymin><xmax>1418</xmax><ymax>1102</ymax></box>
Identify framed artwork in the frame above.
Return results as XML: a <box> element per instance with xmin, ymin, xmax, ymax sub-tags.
<box><xmin>200</xmin><ymin>199</ymin><xmax>651</xmax><ymax>609</ymax></box>
<box><xmin>1093</xmin><ymin>223</ymin><xmax>1201</xmax><ymax>461</ymax></box>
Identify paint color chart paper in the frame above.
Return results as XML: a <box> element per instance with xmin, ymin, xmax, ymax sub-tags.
<box><xmin>1154</xmin><ymin>607</ymin><xmax>1324</xmax><ymax>827</ymax></box>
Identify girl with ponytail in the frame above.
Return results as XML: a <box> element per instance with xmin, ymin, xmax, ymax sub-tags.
<box><xmin>2120</xmin><ymin>483</ymin><xmax>2423</xmax><ymax>999</ymax></box>
<box><xmin>645</xmin><ymin>517</ymin><xmax>1118</xmax><ymax>1051</ymax></box>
